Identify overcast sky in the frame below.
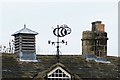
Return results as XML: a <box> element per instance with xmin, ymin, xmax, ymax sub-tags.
<box><xmin>0</xmin><ymin>0</ymin><xmax>118</xmax><ymax>56</ymax></box>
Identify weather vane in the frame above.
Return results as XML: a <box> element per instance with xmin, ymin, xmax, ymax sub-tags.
<box><xmin>48</xmin><ymin>24</ymin><xmax>71</xmax><ymax>63</ymax></box>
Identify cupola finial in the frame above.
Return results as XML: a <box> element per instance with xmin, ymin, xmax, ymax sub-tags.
<box><xmin>24</xmin><ymin>24</ymin><xmax>26</xmax><ymax>28</ymax></box>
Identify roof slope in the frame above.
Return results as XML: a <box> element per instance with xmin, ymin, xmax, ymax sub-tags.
<box><xmin>2</xmin><ymin>54</ymin><xmax>120</xmax><ymax>80</ymax></box>
<box><xmin>12</xmin><ymin>25</ymin><xmax>38</xmax><ymax>36</ymax></box>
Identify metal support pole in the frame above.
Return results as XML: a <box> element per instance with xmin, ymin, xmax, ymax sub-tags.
<box><xmin>57</xmin><ymin>25</ymin><xmax>60</xmax><ymax>63</ymax></box>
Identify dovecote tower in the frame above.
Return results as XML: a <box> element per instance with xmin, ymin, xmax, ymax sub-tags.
<box><xmin>12</xmin><ymin>25</ymin><xmax>38</xmax><ymax>61</ymax></box>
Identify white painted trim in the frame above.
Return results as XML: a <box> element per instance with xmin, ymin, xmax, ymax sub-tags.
<box><xmin>48</xmin><ymin>77</ymin><xmax>70</xmax><ymax>78</ymax></box>
<box><xmin>47</xmin><ymin>66</ymin><xmax>71</xmax><ymax>78</ymax></box>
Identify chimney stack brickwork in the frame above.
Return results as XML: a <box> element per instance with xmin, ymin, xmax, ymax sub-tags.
<box><xmin>81</xmin><ymin>21</ymin><xmax>108</xmax><ymax>57</ymax></box>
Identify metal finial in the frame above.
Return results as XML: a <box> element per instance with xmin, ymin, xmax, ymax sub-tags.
<box><xmin>24</xmin><ymin>24</ymin><xmax>26</xmax><ymax>28</ymax></box>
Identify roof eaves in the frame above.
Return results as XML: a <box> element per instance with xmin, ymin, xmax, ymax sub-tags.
<box><xmin>11</xmin><ymin>27</ymin><xmax>38</xmax><ymax>36</ymax></box>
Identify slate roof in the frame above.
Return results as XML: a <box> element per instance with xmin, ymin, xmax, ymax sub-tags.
<box><xmin>2</xmin><ymin>54</ymin><xmax>119</xmax><ymax>80</ymax></box>
<box><xmin>12</xmin><ymin>24</ymin><xmax>38</xmax><ymax>36</ymax></box>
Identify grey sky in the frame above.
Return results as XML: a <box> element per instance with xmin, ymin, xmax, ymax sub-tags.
<box><xmin>0</xmin><ymin>1</ymin><xmax>118</xmax><ymax>56</ymax></box>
